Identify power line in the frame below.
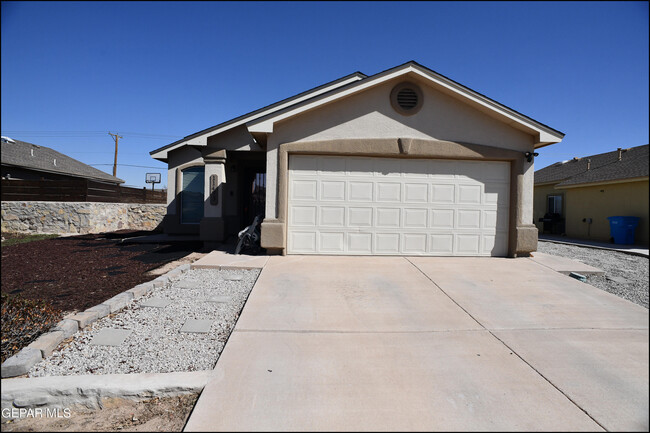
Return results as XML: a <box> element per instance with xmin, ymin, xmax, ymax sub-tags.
<box><xmin>1</xmin><ymin>130</ymin><xmax>182</xmax><ymax>139</ymax></box>
<box><xmin>89</xmin><ymin>164</ymin><xmax>165</xmax><ymax>169</ymax></box>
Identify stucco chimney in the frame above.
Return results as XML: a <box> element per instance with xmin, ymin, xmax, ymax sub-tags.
<box><xmin>617</xmin><ymin>148</ymin><xmax>622</xmax><ymax>161</ymax></box>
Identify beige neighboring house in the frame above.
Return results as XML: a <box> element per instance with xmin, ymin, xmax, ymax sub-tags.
<box><xmin>150</xmin><ymin>61</ymin><xmax>564</xmax><ymax>257</ymax></box>
<box><xmin>534</xmin><ymin>145</ymin><xmax>649</xmax><ymax>245</ymax></box>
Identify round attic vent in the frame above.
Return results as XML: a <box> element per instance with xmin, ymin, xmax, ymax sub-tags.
<box><xmin>390</xmin><ymin>82</ymin><xmax>423</xmax><ymax>115</ymax></box>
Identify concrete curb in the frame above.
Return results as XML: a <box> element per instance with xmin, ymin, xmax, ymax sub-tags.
<box><xmin>538</xmin><ymin>238</ymin><xmax>649</xmax><ymax>258</ymax></box>
<box><xmin>1</xmin><ymin>263</ymin><xmax>192</xmax><ymax>379</ymax></box>
<box><xmin>1</xmin><ymin>370</ymin><xmax>214</xmax><ymax>417</ymax></box>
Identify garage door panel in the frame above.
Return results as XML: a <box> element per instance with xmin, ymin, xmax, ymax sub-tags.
<box><xmin>429</xmin><ymin>234</ymin><xmax>454</xmax><ymax>254</ymax></box>
<box><xmin>291</xmin><ymin>180</ymin><xmax>318</xmax><ymax>201</ymax></box>
<box><xmin>458</xmin><ymin>184</ymin><xmax>482</xmax><ymax>204</ymax></box>
<box><xmin>291</xmin><ymin>155</ymin><xmax>319</xmax><ymax>174</ymax></box>
<box><xmin>288</xmin><ymin>155</ymin><xmax>509</xmax><ymax>256</ymax></box>
<box><xmin>320</xmin><ymin>206</ymin><xmax>345</xmax><ymax>227</ymax></box>
<box><xmin>374</xmin><ymin>158</ymin><xmax>402</xmax><ymax>177</ymax></box>
<box><xmin>376</xmin><ymin>182</ymin><xmax>402</xmax><ymax>202</ymax></box>
<box><xmin>375</xmin><ymin>233</ymin><xmax>400</xmax><ymax>253</ymax></box>
<box><xmin>348</xmin><ymin>182</ymin><xmax>374</xmax><ymax>201</ymax></box>
<box><xmin>320</xmin><ymin>181</ymin><xmax>346</xmax><ymax>201</ymax></box>
<box><xmin>290</xmin><ymin>231</ymin><xmax>317</xmax><ymax>253</ymax></box>
<box><xmin>403</xmin><ymin>234</ymin><xmax>427</xmax><ymax>254</ymax></box>
<box><xmin>319</xmin><ymin>232</ymin><xmax>345</xmax><ymax>252</ymax></box>
<box><xmin>318</xmin><ymin>156</ymin><xmax>347</xmax><ymax>174</ymax></box>
<box><xmin>456</xmin><ymin>234</ymin><xmax>481</xmax><ymax>255</ymax></box>
<box><xmin>404</xmin><ymin>183</ymin><xmax>428</xmax><ymax>202</ymax></box>
<box><xmin>348</xmin><ymin>207</ymin><xmax>373</xmax><ymax>226</ymax></box>
<box><xmin>348</xmin><ymin>232</ymin><xmax>372</xmax><ymax>253</ymax></box>
<box><xmin>403</xmin><ymin>208</ymin><xmax>428</xmax><ymax>228</ymax></box>
<box><xmin>431</xmin><ymin>184</ymin><xmax>455</xmax><ymax>203</ymax></box>
<box><xmin>402</xmin><ymin>159</ymin><xmax>431</xmax><ymax>178</ymax></box>
<box><xmin>290</xmin><ymin>206</ymin><xmax>317</xmax><ymax>226</ymax></box>
<box><xmin>457</xmin><ymin>209</ymin><xmax>481</xmax><ymax>229</ymax></box>
<box><xmin>376</xmin><ymin>208</ymin><xmax>401</xmax><ymax>227</ymax></box>
<box><xmin>347</xmin><ymin>158</ymin><xmax>375</xmax><ymax>176</ymax></box>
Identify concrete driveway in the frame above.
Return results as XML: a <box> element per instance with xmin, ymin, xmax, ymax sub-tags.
<box><xmin>185</xmin><ymin>256</ymin><xmax>649</xmax><ymax>431</ymax></box>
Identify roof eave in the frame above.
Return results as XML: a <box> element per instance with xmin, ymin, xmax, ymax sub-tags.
<box><xmin>149</xmin><ymin>71</ymin><xmax>367</xmax><ymax>161</ymax></box>
<box><xmin>1</xmin><ymin>162</ymin><xmax>124</xmax><ymax>184</ymax></box>
<box><xmin>247</xmin><ymin>62</ymin><xmax>565</xmax><ymax>146</ymax></box>
<box><xmin>555</xmin><ymin>176</ymin><xmax>649</xmax><ymax>189</ymax></box>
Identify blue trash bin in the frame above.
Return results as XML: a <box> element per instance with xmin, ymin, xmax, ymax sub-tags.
<box><xmin>607</xmin><ymin>216</ymin><xmax>640</xmax><ymax>244</ymax></box>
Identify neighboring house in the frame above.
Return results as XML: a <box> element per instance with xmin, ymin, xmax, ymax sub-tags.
<box><xmin>534</xmin><ymin>144</ymin><xmax>649</xmax><ymax>245</ymax></box>
<box><xmin>1</xmin><ymin>136</ymin><xmax>124</xmax><ymax>184</ymax></box>
<box><xmin>150</xmin><ymin>61</ymin><xmax>564</xmax><ymax>257</ymax></box>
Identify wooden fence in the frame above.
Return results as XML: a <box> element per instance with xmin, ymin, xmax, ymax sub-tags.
<box><xmin>1</xmin><ymin>179</ymin><xmax>166</xmax><ymax>204</ymax></box>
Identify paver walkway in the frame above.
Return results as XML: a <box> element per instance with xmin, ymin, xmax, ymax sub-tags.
<box><xmin>185</xmin><ymin>255</ymin><xmax>649</xmax><ymax>431</ymax></box>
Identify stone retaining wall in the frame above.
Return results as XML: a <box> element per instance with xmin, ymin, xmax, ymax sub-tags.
<box><xmin>1</xmin><ymin>201</ymin><xmax>166</xmax><ymax>234</ymax></box>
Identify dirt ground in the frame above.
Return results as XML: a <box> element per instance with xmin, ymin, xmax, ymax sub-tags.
<box><xmin>0</xmin><ymin>393</ymin><xmax>199</xmax><ymax>432</ymax></box>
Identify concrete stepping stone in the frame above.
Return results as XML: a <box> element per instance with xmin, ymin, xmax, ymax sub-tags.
<box><xmin>205</xmin><ymin>295</ymin><xmax>232</xmax><ymax>304</ymax></box>
<box><xmin>140</xmin><ymin>298</ymin><xmax>172</xmax><ymax>308</ymax></box>
<box><xmin>180</xmin><ymin>319</ymin><xmax>213</xmax><ymax>334</ymax></box>
<box><xmin>90</xmin><ymin>329</ymin><xmax>132</xmax><ymax>346</ymax></box>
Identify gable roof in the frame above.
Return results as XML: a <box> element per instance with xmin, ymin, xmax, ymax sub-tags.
<box><xmin>535</xmin><ymin>144</ymin><xmax>649</xmax><ymax>188</ymax></box>
<box><xmin>151</xmin><ymin>61</ymin><xmax>565</xmax><ymax>162</ymax></box>
<box><xmin>150</xmin><ymin>71</ymin><xmax>367</xmax><ymax>161</ymax></box>
<box><xmin>247</xmin><ymin>61</ymin><xmax>565</xmax><ymax>146</ymax></box>
<box><xmin>1</xmin><ymin>137</ymin><xmax>125</xmax><ymax>184</ymax></box>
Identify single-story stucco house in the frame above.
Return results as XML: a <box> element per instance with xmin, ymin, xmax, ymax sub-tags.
<box><xmin>534</xmin><ymin>144</ymin><xmax>649</xmax><ymax>245</ymax></box>
<box><xmin>150</xmin><ymin>61</ymin><xmax>564</xmax><ymax>257</ymax></box>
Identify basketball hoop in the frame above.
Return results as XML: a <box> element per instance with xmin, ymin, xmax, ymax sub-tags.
<box><xmin>145</xmin><ymin>173</ymin><xmax>161</xmax><ymax>191</ymax></box>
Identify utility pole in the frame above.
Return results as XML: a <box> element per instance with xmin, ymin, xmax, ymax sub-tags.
<box><xmin>108</xmin><ymin>132</ymin><xmax>123</xmax><ymax>177</ymax></box>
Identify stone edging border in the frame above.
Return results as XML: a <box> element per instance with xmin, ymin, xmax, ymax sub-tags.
<box><xmin>1</xmin><ymin>370</ymin><xmax>214</xmax><ymax>419</ymax></box>
<box><xmin>1</xmin><ymin>263</ymin><xmax>191</xmax><ymax>378</ymax></box>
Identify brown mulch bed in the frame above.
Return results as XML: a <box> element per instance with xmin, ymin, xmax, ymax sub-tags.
<box><xmin>1</xmin><ymin>230</ymin><xmax>202</xmax><ymax>312</ymax></box>
<box><xmin>1</xmin><ymin>230</ymin><xmax>203</xmax><ymax>362</ymax></box>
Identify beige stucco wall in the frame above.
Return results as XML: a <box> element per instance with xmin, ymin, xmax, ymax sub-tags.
<box><xmin>533</xmin><ymin>183</ymin><xmax>562</xmax><ymax>230</ymax></box>
<box><xmin>265</xmin><ymin>75</ymin><xmax>537</xmax><ymax>222</ymax></box>
<box><xmin>563</xmin><ymin>181</ymin><xmax>649</xmax><ymax>245</ymax></box>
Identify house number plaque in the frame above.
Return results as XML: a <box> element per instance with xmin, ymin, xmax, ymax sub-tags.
<box><xmin>209</xmin><ymin>174</ymin><xmax>219</xmax><ymax>205</ymax></box>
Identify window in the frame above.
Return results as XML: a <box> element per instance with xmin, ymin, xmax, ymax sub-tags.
<box><xmin>547</xmin><ymin>194</ymin><xmax>563</xmax><ymax>215</ymax></box>
<box><xmin>181</xmin><ymin>166</ymin><xmax>204</xmax><ymax>224</ymax></box>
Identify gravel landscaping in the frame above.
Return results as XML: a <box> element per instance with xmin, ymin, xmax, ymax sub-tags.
<box><xmin>28</xmin><ymin>268</ymin><xmax>260</xmax><ymax>377</ymax></box>
<box><xmin>537</xmin><ymin>241</ymin><xmax>649</xmax><ymax>309</ymax></box>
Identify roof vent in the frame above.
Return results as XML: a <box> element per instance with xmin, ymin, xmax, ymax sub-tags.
<box><xmin>390</xmin><ymin>82</ymin><xmax>423</xmax><ymax>116</ymax></box>
<box><xmin>617</xmin><ymin>148</ymin><xmax>622</xmax><ymax>161</ymax></box>
<box><xmin>587</xmin><ymin>159</ymin><xmax>591</xmax><ymax>170</ymax></box>
<box><xmin>53</xmin><ymin>159</ymin><xmax>57</xmax><ymax>166</ymax></box>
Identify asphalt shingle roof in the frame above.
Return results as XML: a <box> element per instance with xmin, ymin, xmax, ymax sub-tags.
<box><xmin>1</xmin><ymin>138</ymin><xmax>124</xmax><ymax>184</ymax></box>
<box><xmin>535</xmin><ymin>144</ymin><xmax>649</xmax><ymax>187</ymax></box>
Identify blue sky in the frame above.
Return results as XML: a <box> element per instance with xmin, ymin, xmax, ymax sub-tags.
<box><xmin>2</xmin><ymin>1</ymin><xmax>648</xmax><ymax>188</ymax></box>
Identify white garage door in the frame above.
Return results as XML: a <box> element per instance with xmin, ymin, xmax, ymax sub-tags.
<box><xmin>287</xmin><ymin>155</ymin><xmax>510</xmax><ymax>256</ymax></box>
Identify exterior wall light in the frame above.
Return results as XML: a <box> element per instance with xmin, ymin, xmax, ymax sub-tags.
<box><xmin>525</xmin><ymin>152</ymin><xmax>539</xmax><ymax>163</ymax></box>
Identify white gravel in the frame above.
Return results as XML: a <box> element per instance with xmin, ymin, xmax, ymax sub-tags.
<box><xmin>29</xmin><ymin>268</ymin><xmax>260</xmax><ymax>377</ymax></box>
<box><xmin>537</xmin><ymin>241</ymin><xmax>649</xmax><ymax>309</ymax></box>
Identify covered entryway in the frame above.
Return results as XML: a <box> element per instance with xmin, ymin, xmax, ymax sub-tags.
<box><xmin>287</xmin><ymin>155</ymin><xmax>510</xmax><ymax>256</ymax></box>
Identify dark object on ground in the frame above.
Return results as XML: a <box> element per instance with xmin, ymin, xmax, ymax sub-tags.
<box><xmin>1</xmin><ymin>230</ymin><xmax>203</xmax><ymax>361</ymax></box>
<box><xmin>235</xmin><ymin>214</ymin><xmax>263</xmax><ymax>255</ymax></box>
<box><xmin>1</xmin><ymin>292</ymin><xmax>63</xmax><ymax>363</ymax></box>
